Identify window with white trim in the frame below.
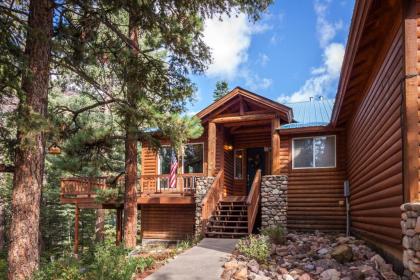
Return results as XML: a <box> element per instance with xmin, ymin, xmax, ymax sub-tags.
<box><xmin>234</xmin><ymin>149</ymin><xmax>244</xmax><ymax>179</ymax></box>
<box><xmin>158</xmin><ymin>146</ymin><xmax>175</xmax><ymax>175</ymax></box>
<box><xmin>292</xmin><ymin>135</ymin><xmax>336</xmax><ymax>169</ymax></box>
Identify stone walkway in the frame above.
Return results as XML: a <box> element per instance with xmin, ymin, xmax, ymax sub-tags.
<box><xmin>145</xmin><ymin>238</ymin><xmax>238</xmax><ymax>280</ymax></box>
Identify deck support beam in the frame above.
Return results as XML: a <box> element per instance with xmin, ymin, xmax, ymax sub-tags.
<box><xmin>73</xmin><ymin>206</ymin><xmax>79</xmax><ymax>257</ymax></box>
<box><xmin>208</xmin><ymin>122</ymin><xmax>216</xmax><ymax>176</ymax></box>
<box><xmin>271</xmin><ymin>118</ymin><xmax>281</xmax><ymax>175</ymax></box>
<box><xmin>116</xmin><ymin>208</ymin><xmax>123</xmax><ymax>245</ymax></box>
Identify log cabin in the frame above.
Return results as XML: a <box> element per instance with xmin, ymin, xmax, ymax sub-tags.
<box><xmin>60</xmin><ymin>0</ymin><xmax>420</xmax><ymax>273</ymax></box>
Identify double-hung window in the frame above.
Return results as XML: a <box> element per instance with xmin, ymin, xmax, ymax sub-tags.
<box><xmin>292</xmin><ymin>135</ymin><xmax>336</xmax><ymax>169</ymax></box>
<box><xmin>158</xmin><ymin>143</ymin><xmax>204</xmax><ymax>175</ymax></box>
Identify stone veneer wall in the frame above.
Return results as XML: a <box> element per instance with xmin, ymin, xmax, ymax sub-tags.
<box><xmin>194</xmin><ymin>176</ymin><xmax>215</xmax><ymax>236</ymax></box>
<box><xmin>401</xmin><ymin>203</ymin><xmax>420</xmax><ymax>280</ymax></box>
<box><xmin>261</xmin><ymin>175</ymin><xmax>288</xmax><ymax>229</ymax></box>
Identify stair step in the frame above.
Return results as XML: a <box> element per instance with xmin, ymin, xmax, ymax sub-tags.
<box><xmin>207</xmin><ymin>225</ymin><xmax>248</xmax><ymax>229</ymax></box>
<box><xmin>206</xmin><ymin>231</ymin><xmax>248</xmax><ymax>237</ymax></box>
<box><xmin>214</xmin><ymin>214</ymin><xmax>247</xmax><ymax>218</ymax></box>
<box><xmin>210</xmin><ymin>220</ymin><xmax>248</xmax><ymax>225</ymax></box>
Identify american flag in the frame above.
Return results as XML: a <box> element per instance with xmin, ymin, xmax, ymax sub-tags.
<box><xmin>169</xmin><ymin>150</ymin><xmax>178</xmax><ymax>189</ymax></box>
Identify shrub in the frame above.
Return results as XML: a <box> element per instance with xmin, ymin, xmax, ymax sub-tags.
<box><xmin>237</xmin><ymin>235</ymin><xmax>270</xmax><ymax>263</ymax></box>
<box><xmin>86</xmin><ymin>243</ymin><xmax>154</xmax><ymax>280</ymax></box>
<box><xmin>33</xmin><ymin>257</ymin><xmax>83</xmax><ymax>280</ymax></box>
<box><xmin>261</xmin><ymin>224</ymin><xmax>286</xmax><ymax>245</ymax></box>
<box><xmin>34</xmin><ymin>243</ymin><xmax>154</xmax><ymax>280</ymax></box>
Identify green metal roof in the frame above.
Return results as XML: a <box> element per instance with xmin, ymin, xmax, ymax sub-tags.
<box><xmin>281</xmin><ymin>98</ymin><xmax>334</xmax><ymax>129</ymax></box>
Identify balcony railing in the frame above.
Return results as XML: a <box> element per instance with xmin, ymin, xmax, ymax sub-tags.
<box><xmin>60</xmin><ymin>174</ymin><xmax>197</xmax><ymax>200</ymax></box>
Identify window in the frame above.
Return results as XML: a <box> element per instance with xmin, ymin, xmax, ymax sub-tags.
<box><xmin>183</xmin><ymin>143</ymin><xmax>204</xmax><ymax>174</ymax></box>
<box><xmin>158</xmin><ymin>146</ymin><xmax>176</xmax><ymax>174</ymax></box>
<box><xmin>234</xmin><ymin>149</ymin><xmax>244</xmax><ymax>179</ymax></box>
<box><xmin>292</xmin><ymin>135</ymin><xmax>336</xmax><ymax>169</ymax></box>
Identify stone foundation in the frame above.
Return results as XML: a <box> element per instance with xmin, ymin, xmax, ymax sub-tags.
<box><xmin>401</xmin><ymin>203</ymin><xmax>420</xmax><ymax>280</ymax></box>
<box><xmin>194</xmin><ymin>176</ymin><xmax>215</xmax><ymax>236</ymax></box>
<box><xmin>261</xmin><ymin>175</ymin><xmax>288</xmax><ymax>229</ymax></box>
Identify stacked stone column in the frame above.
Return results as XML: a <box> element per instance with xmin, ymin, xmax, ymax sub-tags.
<box><xmin>401</xmin><ymin>203</ymin><xmax>420</xmax><ymax>280</ymax></box>
<box><xmin>261</xmin><ymin>175</ymin><xmax>288</xmax><ymax>229</ymax></box>
<box><xmin>194</xmin><ymin>176</ymin><xmax>215</xmax><ymax>236</ymax></box>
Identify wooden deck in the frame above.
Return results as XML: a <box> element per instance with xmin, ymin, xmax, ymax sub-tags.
<box><xmin>60</xmin><ymin>175</ymin><xmax>196</xmax><ymax>208</ymax></box>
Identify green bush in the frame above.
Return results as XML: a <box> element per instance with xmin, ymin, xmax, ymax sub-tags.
<box><xmin>33</xmin><ymin>257</ymin><xmax>83</xmax><ymax>280</ymax></box>
<box><xmin>34</xmin><ymin>243</ymin><xmax>154</xmax><ymax>280</ymax></box>
<box><xmin>86</xmin><ymin>243</ymin><xmax>153</xmax><ymax>280</ymax></box>
<box><xmin>261</xmin><ymin>224</ymin><xmax>286</xmax><ymax>245</ymax></box>
<box><xmin>237</xmin><ymin>235</ymin><xmax>270</xmax><ymax>263</ymax></box>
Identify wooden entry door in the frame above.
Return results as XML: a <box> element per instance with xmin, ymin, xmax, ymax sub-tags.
<box><xmin>246</xmin><ymin>147</ymin><xmax>265</xmax><ymax>194</ymax></box>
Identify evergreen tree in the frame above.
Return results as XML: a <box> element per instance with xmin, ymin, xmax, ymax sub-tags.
<box><xmin>52</xmin><ymin>0</ymin><xmax>272</xmax><ymax>248</ymax></box>
<box><xmin>213</xmin><ymin>80</ymin><xmax>230</xmax><ymax>101</ymax></box>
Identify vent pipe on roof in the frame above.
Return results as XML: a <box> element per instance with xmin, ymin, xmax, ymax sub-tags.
<box><xmin>319</xmin><ymin>96</ymin><xmax>324</xmax><ymax>101</ymax></box>
<box><xmin>309</xmin><ymin>96</ymin><xmax>314</xmax><ymax>102</ymax></box>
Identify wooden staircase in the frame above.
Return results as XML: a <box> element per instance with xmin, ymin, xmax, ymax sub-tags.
<box><xmin>201</xmin><ymin>169</ymin><xmax>262</xmax><ymax>239</ymax></box>
<box><xmin>205</xmin><ymin>199</ymin><xmax>248</xmax><ymax>238</ymax></box>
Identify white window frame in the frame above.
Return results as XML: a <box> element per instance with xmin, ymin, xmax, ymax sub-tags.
<box><xmin>182</xmin><ymin>142</ymin><xmax>204</xmax><ymax>174</ymax></box>
<box><xmin>233</xmin><ymin>149</ymin><xmax>244</xmax><ymax>180</ymax></box>
<box><xmin>157</xmin><ymin>145</ymin><xmax>172</xmax><ymax>175</ymax></box>
<box><xmin>292</xmin><ymin>135</ymin><xmax>336</xmax><ymax>169</ymax></box>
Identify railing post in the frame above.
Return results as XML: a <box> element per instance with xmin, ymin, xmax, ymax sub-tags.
<box><xmin>74</xmin><ymin>206</ymin><xmax>79</xmax><ymax>258</ymax></box>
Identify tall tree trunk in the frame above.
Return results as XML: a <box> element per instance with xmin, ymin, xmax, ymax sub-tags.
<box><xmin>95</xmin><ymin>209</ymin><xmax>105</xmax><ymax>243</ymax></box>
<box><xmin>7</xmin><ymin>0</ymin><xmax>53</xmax><ymax>279</ymax></box>
<box><xmin>0</xmin><ymin>197</ymin><xmax>5</xmax><ymax>252</ymax></box>
<box><xmin>123</xmin><ymin>11</ymin><xmax>139</xmax><ymax>249</ymax></box>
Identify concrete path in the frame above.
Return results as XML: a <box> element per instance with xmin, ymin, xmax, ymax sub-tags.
<box><xmin>145</xmin><ymin>238</ymin><xmax>238</xmax><ymax>280</ymax></box>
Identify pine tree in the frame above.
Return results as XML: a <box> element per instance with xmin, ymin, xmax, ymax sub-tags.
<box><xmin>5</xmin><ymin>0</ymin><xmax>53</xmax><ymax>279</ymax></box>
<box><xmin>51</xmin><ymin>0</ymin><xmax>272</xmax><ymax>248</ymax></box>
<box><xmin>213</xmin><ymin>81</ymin><xmax>230</xmax><ymax>101</ymax></box>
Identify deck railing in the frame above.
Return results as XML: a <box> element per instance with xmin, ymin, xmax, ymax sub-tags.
<box><xmin>60</xmin><ymin>174</ymin><xmax>196</xmax><ymax>199</ymax></box>
<box><xmin>246</xmin><ymin>169</ymin><xmax>261</xmax><ymax>234</ymax></box>
<box><xmin>201</xmin><ymin>170</ymin><xmax>224</xmax><ymax>230</ymax></box>
<box><xmin>140</xmin><ymin>174</ymin><xmax>196</xmax><ymax>195</ymax></box>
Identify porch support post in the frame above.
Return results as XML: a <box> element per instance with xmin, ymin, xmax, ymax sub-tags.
<box><xmin>208</xmin><ymin>122</ymin><xmax>216</xmax><ymax>176</ymax></box>
<box><xmin>271</xmin><ymin>118</ymin><xmax>281</xmax><ymax>175</ymax></box>
<box><xmin>403</xmin><ymin>0</ymin><xmax>419</xmax><ymax>202</ymax></box>
<box><xmin>116</xmin><ymin>208</ymin><xmax>123</xmax><ymax>245</ymax></box>
<box><xmin>73</xmin><ymin>206</ymin><xmax>79</xmax><ymax>257</ymax></box>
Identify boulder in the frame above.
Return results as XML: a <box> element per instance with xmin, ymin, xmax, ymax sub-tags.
<box><xmin>224</xmin><ymin>259</ymin><xmax>239</xmax><ymax>270</ymax></box>
<box><xmin>248</xmin><ymin>259</ymin><xmax>260</xmax><ymax>274</ymax></box>
<box><xmin>320</xmin><ymin>269</ymin><xmax>340</xmax><ymax>280</ymax></box>
<box><xmin>298</xmin><ymin>273</ymin><xmax>312</xmax><ymax>280</ymax></box>
<box><xmin>331</xmin><ymin>245</ymin><xmax>353</xmax><ymax>263</ymax></box>
<box><xmin>282</xmin><ymin>274</ymin><xmax>294</xmax><ymax>280</ymax></box>
<box><xmin>233</xmin><ymin>266</ymin><xmax>248</xmax><ymax>280</ymax></box>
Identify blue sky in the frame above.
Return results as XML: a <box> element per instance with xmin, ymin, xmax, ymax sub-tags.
<box><xmin>188</xmin><ymin>0</ymin><xmax>355</xmax><ymax>114</ymax></box>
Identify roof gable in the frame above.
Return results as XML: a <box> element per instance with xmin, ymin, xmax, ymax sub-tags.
<box><xmin>196</xmin><ymin>87</ymin><xmax>293</xmax><ymax>123</ymax></box>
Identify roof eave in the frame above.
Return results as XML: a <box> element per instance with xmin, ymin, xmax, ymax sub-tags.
<box><xmin>331</xmin><ymin>0</ymin><xmax>373</xmax><ymax>127</ymax></box>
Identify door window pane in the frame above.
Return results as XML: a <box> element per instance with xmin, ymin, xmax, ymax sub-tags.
<box><xmin>183</xmin><ymin>143</ymin><xmax>203</xmax><ymax>173</ymax></box>
<box><xmin>314</xmin><ymin>136</ymin><xmax>335</xmax><ymax>167</ymax></box>
<box><xmin>159</xmin><ymin>146</ymin><xmax>174</xmax><ymax>174</ymax></box>
<box><xmin>293</xmin><ymin>138</ymin><xmax>314</xmax><ymax>168</ymax></box>
<box><xmin>234</xmin><ymin>150</ymin><xmax>244</xmax><ymax>179</ymax></box>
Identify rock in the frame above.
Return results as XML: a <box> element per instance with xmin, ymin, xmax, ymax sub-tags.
<box><xmin>282</xmin><ymin>274</ymin><xmax>294</xmax><ymax>280</ymax></box>
<box><xmin>224</xmin><ymin>259</ymin><xmax>239</xmax><ymax>270</ymax></box>
<box><xmin>249</xmin><ymin>272</ymin><xmax>270</xmax><ymax>280</ymax></box>
<box><xmin>276</xmin><ymin>246</ymin><xmax>289</xmax><ymax>257</ymax></box>
<box><xmin>277</xmin><ymin>266</ymin><xmax>288</xmax><ymax>275</ymax></box>
<box><xmin>331</xmin><ymin>245</ymin><xmax>353</xmax><ymax>263</ymax></box>
<box><xmin>317</xmin><ymin>248</ymin><xmax>329</xmax><ymax>255</ymax></box>
<box><xmin>298</xmin><ymin>273</ymin><xmax>311</xmax><ymax>280</ymax></box>
<box><xmin>221</xmin><ymin>268</ymin><xmax>235</xmax><ymax>280</ymax></box>
<box><xmin>304</xmin><ymin>264</ymin><xmax>315</xmax><ymax>271</ymax></box>
<box><xmin>247</xmin><ymin>259</ymin><xmax>260</xmax><ymax>274</ymax></box>
<box><xmin>320</xmin><ymin>269</ymin><xmax>340</xmax><ymax>280</ymax></box>
<box><xmin>233</xmin><ymin>266</ymin><xmax>248</xmax><ymax>280</ymax></box>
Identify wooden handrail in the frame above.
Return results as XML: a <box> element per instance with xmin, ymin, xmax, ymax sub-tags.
<box><xmin>201</xmin><ymin>170</ymin><xmax>224</xmax><ymax>231</ymax></box>
<box><xmin>246</xmin><ymin>169</ymin><xmax>261</xmax><ymax>234</ymax></box>
<box><xmin>61</xmin><ymin>174</ymin><xmax>197</xmax><ymax>198</ymax></box>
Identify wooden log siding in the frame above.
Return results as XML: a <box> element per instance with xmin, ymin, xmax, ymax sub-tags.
<box><xmin>346</xmin><ymin>24</ymin><xmax>403</xmax><ymax>253</ymax></box>
<box><xmin>281</xmin><ymin>132</ymin><xmax>347</xmax><ymax>232</ymax></box>
<box><xmin>141</xmin><ymin>205</ymin><xmax>195</xmax><ymax>240</ymax></box>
